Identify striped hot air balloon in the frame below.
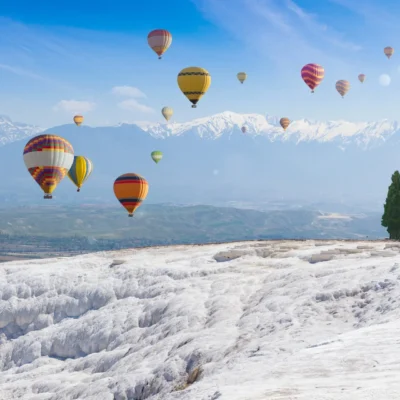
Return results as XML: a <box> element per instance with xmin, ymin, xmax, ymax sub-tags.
<box><xmin>177</xmin><ymin>67</ymin><xmax>211</xmax><ymax>108</ymax></box>
<box><xmin>73</xmin><ymin>115</ymin><xmax>84</xmax><ymax>126</ymax></box>
<box><xmin>113</xmin><ymin>173</ymin><xmax>149</xmax><ymax>217</ymax></box>
<box><xmin>358</xmin><ymin>74</ymin><xmax>366</xmax><ymax>83</ymax></box>
<box><xmin>301</xmin><ymin>63</ymin><xmax>325</xmax><ymax>93</ymax></box>
<box><xmin>384</xmin><ymin>46</ymin><xmax>394</xmax><ymax>59</ymax></box>
<box><xmin>237</xmin><ymin>72</ymin><xmax>247</xmax><ymax>84</ymax></box>
<box><xmin>151</xmin><ymin>151</ymin><xmax>163</xmax><ymax>164</ymax></box>
<box><xmin>335</xmin><ymin>80</ymin><xmax>350</xmax><ymax>98</ymax></box>
<box><xmin>280</xmin><ymin>117</ymin><xmax>290</xmax><ymax>131</ymax></box>
<box><xmin>67</xmin><ymin>156</ymin><xmax>93</xmax><ymax>192</ymax></box>
<box><xmin>23</xmin><ymin>134</ymin><xmax>74</xmax><ymax>199</ymax></box>
<box><xmin>147</xmin><ymin>29</ymin><xmax>172</xmax><ymax>59</ymax></box>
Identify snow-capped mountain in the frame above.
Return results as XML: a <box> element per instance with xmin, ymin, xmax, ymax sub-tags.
<box><xmin>135</xmin><ymin>111</ymin><xmax>399</xmax><ymax>148</ymax></box>
<box><xmin>1</xmin><ymin>240</ymin><xmax>400</xmax><ymax>399</ymax></box>
<box><xmin>0</xmin><ymin>115</ymin><xmax>43</xmax><ymax>146</ymax></box>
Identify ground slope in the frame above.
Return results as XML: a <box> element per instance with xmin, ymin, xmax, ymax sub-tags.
<box><xmin>1</xmin><ymin>240</ymin><xmax>400</xmax><ymax>399</ymax></box>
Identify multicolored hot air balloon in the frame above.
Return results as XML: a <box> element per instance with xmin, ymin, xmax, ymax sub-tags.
<box><xmin>23</xmin><ymin>134</ymin><xmax>74</xmax><ymax>199</ymax></box>
<box><xmin>335</xmin><ymin>80</ymin><xmax>350</xmax><ymax>98</ymax></box>
<box><xmin>151</xmin><ymin>151</ymin><xmax>163</xmax><ymax>164</ymax></box>
<box><xmin>74</xmin><ymin>115</ymin><xmax>84</xmax><ymax>126</ymax></box>
<box><xmin>384</xmin><ymin>46</ymin><xmax>394</xmax><ymax>59</ymax></box>
<box><xmin>301</xmin><ymin>63</ymin><xmax>325</xmax><ymax>93</ymax></box>
<box><xmin>161</xmin><ymin>107</ymin><xmax>173</xmax><ymax>121</ymax></box>
<box><xmin>147</xmin><ymin>29</ymin><xmax>172</xmax><ymax>59</ymax></box>
<box><xmin>237</xmin><ymin>72</ymin><xmax>247</xmax><ymax>84</ymax></box>
<box><xmin>67</xmin><ymin>156</ymin><xmax>93</xmax><ymax>192</ymax></box>
<box><xmin>280</xmin><ymin>117</ymin><xmax>290</xmax><ymax>131</ymax></box>
<box><xmin>177</xmin><ymin>67</ymin><xmax>211</xmax><ymax>108</ymax></box>
<box><xmin>241</xmin><ymin>126</ymin><xmax>247</xmax><ymax>133</ymax></box>
<box><xmin>358</xmin><ymin>74</ymin><xmax>366</xmax><ymax>83</ymax></box>
<box><xmin>113</xmin><ymin>173</ymin><xmax>149</xmax><ymax>217</ymax></box>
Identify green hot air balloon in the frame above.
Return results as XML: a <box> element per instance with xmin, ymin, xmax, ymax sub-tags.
<box><xmin>151</xmin><ymin>150</ymin><xmax>163</xmax><ymax>164</ymax></box>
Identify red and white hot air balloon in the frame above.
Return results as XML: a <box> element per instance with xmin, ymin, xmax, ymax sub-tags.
<box><xmin>147</xmin><ymin>29</ymin><xmax>172</xmax><ymax>59</ymax></box>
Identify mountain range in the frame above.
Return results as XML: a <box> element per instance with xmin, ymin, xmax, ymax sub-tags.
<box><xmin>0</xmin><ymin>111</ymin><xmax>398</xmax><ymax>209</ymax></box>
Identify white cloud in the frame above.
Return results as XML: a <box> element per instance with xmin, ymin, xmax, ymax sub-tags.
<box><xmin>379</xmin><ymin>74</ymin><xmax>391</xmax><ymax>86</ymax></box>
<box><xmin>53</xmin><ymin>100</ymin><xmax>96</xmax><ymax>114</ymax></box>
<box><xmin>117</xmin><ymin>99</ymin><xmax>154</xmax><ymax>113</ymax></box>
<box><xmin>111</xmin><ymin>86</ymin><xmax>146</xmax><ymax>98</ymax></box>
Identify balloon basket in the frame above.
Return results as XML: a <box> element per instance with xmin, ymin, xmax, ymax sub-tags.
<box><xmin>44</xmin><ymin>195</ymin><xmax>52</xmax><ymax>199</ymax></box>
<box><xmin>191</xmin><ymin>105</ymin><xmax>197</xmax><ymax>108</ymax></box>
<box><xmin>77</xmin><ymin>188</ymin><xmax>80</xmax><ymax>192</ymax></box>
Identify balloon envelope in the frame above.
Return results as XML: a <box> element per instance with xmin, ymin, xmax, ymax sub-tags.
<box><xmin>358</xmin><ymin>74</ymin><xmax>366</xmax><ymax>83</ymax></box>
<box><xmin>301</xmin><ymin>63</ymin><xmax>324</xmax><ymax>92</ymax></box>
<box><xmin>177</xmin><ymin>67</ymin><xmax>211</xmax><ymax>108</ymax></box>
<box><xmin>335</xmin><ymin>80</ymin><xmax>350</xmax><ymax>97</ymax></box>
<box><xmin>23</xmin><ymin>134</ymin><xmax>74</xmax><ymax>199</ymax></box>
<box><xmin>147</xmin><ymin>29</ymin><xmax>172</xmax><ymax>59</ymax></box>
<box><xmin>161</xmin><ymin>107</ymin><xmax>173</xmax><ymax>121</ymax></box>
<box><xmin>74</xmin><ymin>115</ymin><xmax>84</xmax><ymax>126</ymax></box>
<box><xmin>280</xmin><ymin>117</ymin><xmax>290</xmax><ymax>131</ymax></box>
<box><xmin>384</xmin><ymin>46</ymin><xmax>394</xmax><ymax>59</ymax></box>
<box><xmin>151</xmin><ymin>151</ymin><xmax>163</xmax><ymax>163</ymax></box>
<box><xmin>68</xmin><ymin>156</ymin><xmax>93</xmax><ymax>192</ymax></box>
<box><xmin>241</xmin><ymin>126</ymin><xmax>247</xmax><ymax>133</ymax></box>
<box><xmin>113</xmin><ymin>173</ymin><xmax>149</xmax><ymax>217</ymax></box>
<box><xmin>237</xmin><ymin>72</ymin><xmax>247</xmax><ymax>84</ymax></box>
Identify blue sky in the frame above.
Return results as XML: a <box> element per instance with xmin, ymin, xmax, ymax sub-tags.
<box><xmin>1</xmin><ymin>0</ymin><xmax>400</xmax><ymax>128</ymax></box>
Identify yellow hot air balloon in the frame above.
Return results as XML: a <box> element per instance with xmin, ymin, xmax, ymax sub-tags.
<box><xmin>68</xmin><ymin>156</ymin><xmax>93</xmax><ymax>192</ymax></box>
<box><xmin>162</xmin><ymin>107</ymin><xmax>173</xmax><ymax>121</ymax></box>
<box><xmin>177</xmin><ymin>67</ymin><xmax>211</xmax><ymax>108</ymax></box>
<box><xmin>74</xmin><ymin>115</ymin><xmax>84</xmax><ymax>126</ymax></box>
<box><xmin>384</xmin><ymin>46</ymin><xmax>394</xmax><ymax>59</ymax></box>
<box><xmin>237</xmin><ymin>72</ymin><xmax>247</xmax><ymax>84</ymax></box>
<box><xmin>280</xmin><ymin>118</ymin><xmax>290</xmax><ymax>131</ymax></box>
<box><xmin>358</xmin><ymin>74</ymin><xmax>366</xmax><ymax>83</ymax></box>
<box><xmin>113</xmin><ymin>173</ymin><xmax>149</xmax><ymax>217</ymax></box>
<box><xmin>335</xmin><ymin>80</ymin><xmax>350</xmax><ymax>98</ymax></box>
<box><xmin>147</xmin><ymin>29</ymin><xmax>172</xmax><ymax>59</ymax></box>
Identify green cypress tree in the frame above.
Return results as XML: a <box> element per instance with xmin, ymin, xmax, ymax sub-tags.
<box><xmin>382</xmin><ymin>170</ymin><xmax>400</xmax><ymax>240</ymax></box>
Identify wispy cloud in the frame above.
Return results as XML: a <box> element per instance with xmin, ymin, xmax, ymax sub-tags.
<box><xmin>53</xmin><ymin>100</ymin><xmax>96</xmax><ymax>114</ymax></box>
<box><xmin>195</xmin><ymin>0</ymin><xmax>361</xmax><ymax>66</ymax></box>
<box><xmin>117</xmin><ymin>99</ymin><xmax>154</xmax><ymax>113</ymax></box>
<box><xmin>0</xmin><ymin>63</ymin><xmax>50</xmax><ymax>81</ymax></box>
<box><xmin>111</xmin><ymin>86</ymin><xmax>146</xmax><ymax>98</ymax></box>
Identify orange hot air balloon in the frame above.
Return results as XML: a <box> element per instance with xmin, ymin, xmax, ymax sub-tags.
<box><xmin>280</xmin><ymin>117</ymin><xmax>290</xmax><ymax>131</ymax></box>
<box><xmin>335</xmin><ymin>80</ymin><xmax>350</xmax><ymax>98</ymax></box>
<box><xmin>147</xmin><ymin>29</ymin><xmax>172</xmax><ymax>59</ymax></box>
<box><xmin>301</xmin><ymin>63</ymin><xmax>325</xmax><ymax>93</ymax></box>
<box><xmin>358</xmin><ymin>74</ymin><xmax>366</xmax><ymax>83</ymax></box>
<box><xmin>384</xmin><ymin>46</ymin><xmax>394</xmax><ymax>59</ymax></box>
<box><xmin>73</xmin><ymin>115</ymin><xmax>84</xmax><ymax>126</ymax></box>
<box><xmin>113</xmin><ymin>173</ymin><xmax>149</xmax><ymax>217</ymax></box>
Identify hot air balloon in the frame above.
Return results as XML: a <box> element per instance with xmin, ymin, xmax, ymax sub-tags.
<box><xmin>67</xmin><ymin>156</ymin><xmax>93</xmax><ymax>192</ymax></box>
<box><xmin>280</xmin><ymin>117</ymin><xmax>290</xmax><ymax>131</ymax></box>
<box><xmin>237</xmin><ymin>72</ymin><xmax>247</xmax><ymax>84</ymax></box>
<box><xmin>358</xmin><ymin>74</ymin><xmax>366</xmax><ymax>83</ymax></box>
<box><xmin>301</xmin><ymin>63</ymin><xmax>325</xmax><ymax>93</ymax></box>
<box><xmin>384</xmin><ymin>46</ymin><xmax>394</xmax><ymax>59</ymax></box>
<box><xmin>113</xmin><ymin>173</ymin><xmax>149</xmax><ymax>217</ymax></box>
<box><xmin>177</xmin><ymin>67</ymin><xmax>211</xmax><ymax>108</ymax></box>
<box><xmin>74</xmin><ymin>115</ymin><xmax>84</xmax><ymax>126</ymax></box>
<box><xmin>161</xmin><ymin>107</ymin><xmax>173</xmax><ymax>121</ymax></box>
<box><xmin>23</xmin><ymin>134</ymin><xmax>74</xmax><ymax>199</ymax></box>
<box><xmin>241</xmin><ymin>126</ymin><xmax>247</xmax><ymax>133</ymax></box>
<box><xmin>335</xmin><ymin>80</ymin><xmax>350</xmax><ymax>98</ymax></box>
<box><xmin>151</xmin><ymin>151</ymin><xmax>163</xmax><ymax>164</ymax></box>
<box><xmin>147</xmin><ymin>29</ymin><xmax>172</xmax><ymax>59</ymax></box>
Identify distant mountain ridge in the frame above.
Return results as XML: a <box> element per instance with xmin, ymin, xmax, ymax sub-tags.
<box><xmin>1</xmin><ymin>111</ymin><xmax>399</xmax><ymax>149</ymax></box>
<box><xmin>0</xmin><ymin>115</ymin><xmax>43</xmax><ymax>146</ymax></box>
